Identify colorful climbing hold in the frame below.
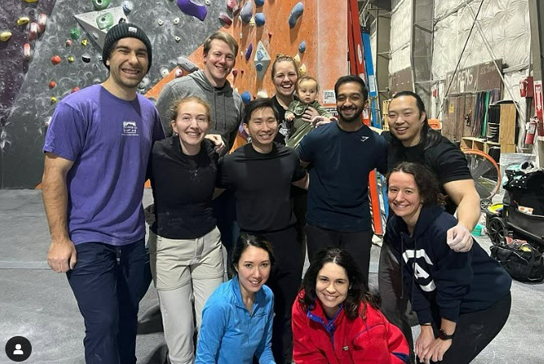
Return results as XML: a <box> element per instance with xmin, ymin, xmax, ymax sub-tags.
<box><xmin>256</xmin><ymin>89</ymin><xmax>268</xmax><ymax>98</ymax></box>
<box><xmin>122</xmin><ymin>1</ymin><xmax>133</xmax><ymax>15</ymax></box>
<box><xmin>177</xmin><ymin>0</ymin><xmax>208</xmax><ymax>21</ymax></box>
<box><xmin>254</xmin><ymin>41</ymin><xmax>270</xmax><ymax>80</ymax></box>
<box><xmin>92</xmin><ymin>0</ymin><xmax>111</xmax><ymax>11</ymax></box>
<box><xmin>299</xmin><ymin>63</ymin><xmax>307</xmax><ymax>76</ymax></box>
<box><xmin>175</xmin><ymin>68</ymin><xmax>183</xmax><ymax>78</ymax></box>
<box><xmin>205</xmin><ymin>0</ymin><xmax>211</xmax><ymax>5</ymax></box>
<box><xmin>70</xmin><ymin>27</ymin><xmax>81</xmax><ymax>40</ymax></box>
<box><xmin>298</xmin><ymin>40</ymin><xmax>306</xmax><ymax>53</ymax></box>
<box><xmin>219</xmin><ymin>13</ymin><xmax>233</xmax><ymax>27</ymax></box>
<box><xmin>175</xmin><ymin>36</ymin><xmax>181</xmax><ymax>43</ymax></box>
<box><xmin>37</xmin><ymin>13</ymin><xmax>47</xmax><ymax>34</ymax></box>
<box><xmin>51</xmin><ymin>55</ymin><xmax>61</xmax><ymax>65</ymax></box>
<box><xmin>81</xmin><ymin>39</ymin><xmax>88</xmax><ymax>46</ymax></box>
<box><xmin>240</xmin><ymin>1</ymin><xmax>253</xmax><ymax>24</ymax></box>
<box><xmin>23</xmin><ymin>43</ymin><xmax>32</xmax><ymax>61</ymax></box>
<box><xmin>244</xmin><ymin>43</ymin><xmax>253</xmax><ymax>61</ymax></box>
<box><xmin>65</xmin><ymin>39</ymin><xmax>72</xmax><ymax>46</ymax></box>
<box><xmin>254</xmin><ymin>0</ymin><xmax>264</xmax><ymax>7</ymax></box>
<box><xmin>28</xmin><ymin>22</ymin><xmax>38</xmax><ymax>40</ymax></box>
<box><xmin>249</xmin><ymin>18</ymin><xmax>256</xmax><ymax>27</ymax></box>
<box><xmin>240</xmin><ymin>91</ymin><xmax>251</xmax><ymax>104</ymax></box>
<box><xmin>96</xmin><ymin>12</ymin><xmax>114</xmax><ymax>30</ymax></box>
<box><xmin>17</xmin><ymin>17</ymin><xmax>30</xmax><ymax>26</ymax></box>
<box><xmin>293</xmin><ymin>53</ymin><xmax>301</xmax><ymax>66</ymax></box>
<box><xmin>226</xmin><ymin>0</ymin><xmax>238</xmax><ymax>12</ymax></box>
<box><xmin>232</xmin><ymin>69</ymin><xmax>238</xmax><ymax>77</ymax></box>
<box><xmin>0</xmin><ymin>31</ymin><xmax>12</xmax><ymax>42</ymax></box>
<box><xmin>50</xmin><ymin>97</ymin><xmax>57</xmax><ymax>104</ymax></box>
<box><xmin>255</xmin><ymin>63</ymin><xmax>263</xmax><ymax>72</ymax></box>
<box><xmin>177</xmin><ymin>57</ymin><xmax>198</xmax><ymax>73</ymax></box>
<box><xmin>254</xmin><ymin>13</ymin><xmax>265</xmax><ymax>27</ymax></box>
<box><xmin>288</xmin><ymin>2</ymin><xmax>304</xmax><ymax>28</ymax></box>
<box><xmin>23</xmin><ymin>0</ymin><xmax>39</xmax><ymax>2</ymax></box>
<box><xmin>49</xmin><ymin>80</ymin><xmax>56</xmax><ymax>89</ymax></box>
<box><xmin>158</xmin><ymin>19</ymin><xmax>164</xmax><ymax>26</ymax></box>
<box><xmin>160</xmin><ymin>68</ymin><xmax>170</xmax><ymax>77</ymax></box>
<box><xmin>67</xmin><ymin>55</ymin><xmax>75</xmax><ymax>62</ymax></box>
<box><xmin>173</xmin><ymin>17</ymin><xmax>180</xmax><ymax>25</ymax></box>
<box><xmin>82</xmin><ymin>54</ymin><xmax>91</xmax><ymax>63</ymax></box>
<box><xmin>71</xmin><ymin>87</ymin><xmax>80</xmax><ymax>93</ymax></box>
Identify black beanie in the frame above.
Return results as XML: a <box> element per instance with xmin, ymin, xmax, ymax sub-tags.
<box><xmin>102</xmin><ymin>23</ymin><xmax>152</xmax><ymax>73</ymax></box>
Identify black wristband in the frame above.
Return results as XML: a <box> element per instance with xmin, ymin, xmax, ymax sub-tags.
<box><xmin>438</xmin><ymin>329</ymin><xmax>454</xmax><ymax>340</ymax></box>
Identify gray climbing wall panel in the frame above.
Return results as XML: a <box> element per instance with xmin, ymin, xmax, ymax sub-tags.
<box><xmin>0</xmin><ymin>0</ymin><xmax>224</xmax><ymax>188</ymax></box>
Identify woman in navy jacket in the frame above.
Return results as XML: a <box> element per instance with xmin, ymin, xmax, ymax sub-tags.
<box><xmin>385</xmin><ymin>162</ymin><xmax>511</xmax><ymax>364</ymax></box>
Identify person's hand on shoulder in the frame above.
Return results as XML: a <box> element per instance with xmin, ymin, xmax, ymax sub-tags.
<box><xmin>311</xmin><ymin>116</ymin><xmax>335</xmax><ymax>128</ymax></box>
<box><xmin>302</xmin><ymin>106</ymin><xmax>319</xmax><ymax>122</ymax></box>
<box><xmin>205</xmin><ymin>134</ymin><xmax>226</xmax><ymax>154</ymax></box>
<box><xmin>447</xmin><ymin>223</ymin><xmax>473</xmax><ymax>252</ymax></box>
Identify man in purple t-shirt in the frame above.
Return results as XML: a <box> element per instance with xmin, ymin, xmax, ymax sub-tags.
<box><xmin>42</xmin><ymin>23</ymin><xmax>164</xmax><ymax>364</ymax></box>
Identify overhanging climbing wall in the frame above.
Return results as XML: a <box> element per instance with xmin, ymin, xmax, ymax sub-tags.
<box><xmin>0</xmin><ymin>0</ymin><xmax>347</xmax><ymax>188</ymax></box>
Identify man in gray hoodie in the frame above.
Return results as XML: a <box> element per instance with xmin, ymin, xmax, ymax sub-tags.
<box><xmin>156</xmin><ymin>31</ymin><xmax>243</xmax><ymax>154</ymax></box>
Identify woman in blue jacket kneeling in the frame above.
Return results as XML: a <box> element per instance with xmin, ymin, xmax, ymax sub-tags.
<box><xmin>386</xmin><ymin>162</ymin><xmax>512</xmax><ymax>364</ymax></box>
<box><xmin>196</xmin><ymin>233</ymin><xmax>276</xmax><ymax>364</ymax></box>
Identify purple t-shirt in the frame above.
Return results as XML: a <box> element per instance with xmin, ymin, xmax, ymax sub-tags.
<box><xmin>43</xmin><ymin>84</ymin><xmax>165</xmax><ymax>246</ymax></box>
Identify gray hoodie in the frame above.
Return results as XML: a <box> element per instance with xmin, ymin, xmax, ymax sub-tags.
<box><xmin>155</xmin><ymin>70</ymin><xmax>244</xmax><ymax>153</ymax></box>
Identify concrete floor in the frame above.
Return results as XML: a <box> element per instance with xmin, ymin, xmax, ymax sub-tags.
<box><xmin>0</xmin><ymin>189</ymin><xmax>543</xmax><ymax>364</ymax></box>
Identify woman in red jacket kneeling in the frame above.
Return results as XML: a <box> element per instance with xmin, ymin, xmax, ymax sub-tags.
<box><xmin>292</xmin><ymin>248</ymin><xmax>409</xmax><ymax>364</ymax></box>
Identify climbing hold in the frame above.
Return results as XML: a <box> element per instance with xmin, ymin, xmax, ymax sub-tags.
<box><xmin>50</xmin><ymin>97</ymin><xmax>57</xmax><ymax>104</ymax></box>
<box><xmin>254</xmin><ymin>13</ymin><xmax>265</xmax><ymax>27</ymax></box>
<box><xmin>219</xmin><ymin>13</ymin><xmax>233</xmax><ymax>27</ymax></box>
<box><xmin>122</xmin><ymin>1</ymin><xmax>133</xmax><ymax>15</ymax></box>
<box><xmin>158</xmin><ymin>19</ymin><xmax>164</xmax><ymax>26</ymax></box>
<box><xmin>96</xmin><ymin>13</ymin><xmax>114</xmax><ymax>30</ymax></box>
<box><xmin>256</xmin><ymin>89</ymin><xmax>268</xmax><ymax>98</ymax></box>
<box><xmin>81</xmin><ymin>39</ymin><xmax>88</xmax><ymax>46</ymax></box>
<box><xmin>177</xmin><ymin>56</ymin><xmax>198</xmax><ymax>73</ymax></box>
<box><xmin>24</xmin><ymin>0</ymin><xmax>39</xmax><ymax>2</ymax></box>
<box><xmin>241</xmin><ymin>91</ymin><xmax>251</xmax><ymax>104</ymax></box>
<box><xmin>65</xmin><ymin>39</ymin><xmax>72</xmax><ymax>46</ymax></box>
<box><xmin>293</xmin><ymin>53</ymin><xmax>301</xmax><ymax>66</ymax></box>
<box><xmin>175</xmin><ymin>36</ymin><xmax>181</xmax><ymax>43</ymax></box>
<box><xmin>244</xmin><ymin>43</ymin><xmax>253</xmax><ymax>61</ymax></box>
<box><xmin>1</xmin><ymin>31</ymin><xmax>13</xmax><ymax>42</ymax></box>
<box><xmin>241</xmin><ymin>69</ymin><xmax>244</xmax><ymax>74</ymax></box>
<box><xmin>268</xmin><ymin>32</ymin><xmax>272</xmax><ymax>39</ymax></box>
<box><xmin>175</xmin><ymin>68</ymin><xmax>183</xmax><ymax>78</ymax></box>
<box><xmin>249</xmin><ymin>17</ymin><xmax>256</xmax><ymax>27</ymax></box>
<box><xmin>49</xmin><ymin>80</ymin><xmax>56</xmax><ymax>89</ymax></box>
<box><xmin>70</xmin><ymin>27</ymin><xmax>81</xmax><ymax>40</ymax></box>
<box><xmin>255</xmin><ymin>0</ymin><xmax>264</xmax><ymax>6</ymax></box>
<box><xmin>38</xmin><ymin>13</ymin><xmax>47</xmax><ymax>34</ymax></box>
<box><xmin>92</xmin><ymin>0</ymin><xmax>111</xmax><ymax>11</ymax></box>
<box><xmin>28</xmin><ymin>22</ymin><xmax>38</xmax><ymax>40</ymax></box>
<box><xmin>288</xmin><ymin>2</ymin><xmax>304</xmax><ymax>28</ymax></box>
<box><xmin>173</xmin><ymin>17</ymin><xmax>180</xmax><ymax>25</ymax></box>
<box><xmin>71</xmin><ymin>87</ymin><xmax>80</xmax><ymax>93</ymax></box>
<box><xmin>177</xmin><ymin>0</ymin><xmax>208</xmax><ymax>21</ymax></box>
<box><xmin>240</xmin><ymin>1</ymin><xmax>253</xmax><ymax>24</ymax></box>
<box><xmin>205</xmin><ymin>0</ymin><xmax>211</xmax><ymax>5</ymax></box>
<box><xmin>298</xmin><ymin>40</ymin><xmax>306</xmax><ymax>53</ymax></box>
<box><xmin>253</xmin><ymin>41</ymin><xmax>270</xmax><ymax>80</ymax></box>
<box><xmin>17</xmin><ymin>17</ymin><xmax>30</xmax><ymax>26</ymax></box>
<box><xmin>51</xmin><ymin>55</ymin><xmax>61</xmax><ymax>65</ymax></box>
<box><xmin>299</xmin><ymin>63</ymin><xmax>307</xmax><ymax>76</ymax></box>
<box><xmin>226</xmin><ymin>0</ymin><xmax>238</xmax><ymax>12</ymax></box>
<box><xmin>160</xmin><ymin>68</ymin><xmax>170</xmax><ymax>77</ymax></box>
<box><xmin>67</xmin><ymin>55</ymin><xmax>75</xmax><ymax>62</ymax></box>
<box><xmin>82</xmin><ymin>54</ymin><xmax>91</xmax><ymax>63</ymax></box>
<box><xmin>23</xmin><ymin>43</ymin><xmax>32</xmax><ymax>61</ymax></box>
<box><xmin>232</xmin><ymin>69</ymin><xmax>238</xmax><ymax>77</ymax></box>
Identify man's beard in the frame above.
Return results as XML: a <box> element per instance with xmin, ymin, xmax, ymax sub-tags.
<box><xmin>338</xmin><ymin>107</ymin><xmax>363</xmax><ymax>123</ymax></box>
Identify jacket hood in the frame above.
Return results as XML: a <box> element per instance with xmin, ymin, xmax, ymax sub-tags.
<box><xmin>189</xmin><ymin>69</ymin><xmax>234</xmax><ymax>95</ymax></box>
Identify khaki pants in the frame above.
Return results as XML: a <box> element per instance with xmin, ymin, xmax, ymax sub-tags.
<box><xmin>148</xmin><ymin>227</ymin><xmax>224</xmax><ymax>364</ymax></box>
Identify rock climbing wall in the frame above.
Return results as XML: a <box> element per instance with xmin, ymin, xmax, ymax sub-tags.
<box><xmin>0</xmin><ymin>0</ymin><xmax>346</xmax><ymax>188</ymax></box>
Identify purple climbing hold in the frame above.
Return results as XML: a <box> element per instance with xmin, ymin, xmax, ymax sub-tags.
<box><xmin>240</xmin><ymin>0</ymin><xmax>253</xmax><ymax>24</ymax></box>
<box><xmin>254</xmin><ymin>0</ymin><xmax>264</xmax><ymax>7</ymax></box>
<box><xmin>244</xmin><ymin>43</ymin><xmax>253</xmax><ymax>61</ymax></box>
<box><xmin>288</xmin><ymin>2</ymin><xmax>304</xmax><ymax>28</ymax></box>
<box><xmin>254</xmin><ymin>13</ymin><xmax>265</xmax><ymax>27</ymax></box>
<box><xmin>219</xmin><ymin>12</ymin><xmax>233</xmax><ymax>27</ymax></box>
<box><xmin>177</xmin><ymin>0</ymin><xmax>208</xmax><ymax>21</ymax></box>
<box><xmin>298</xmin><ymin>40</ymin><xmax>306</xmax><ymax>53</ymax></box>
<box><xmin>241</xmin><ymin>91</ymin><xmax>251</xmax><ymax>104</ymax></box>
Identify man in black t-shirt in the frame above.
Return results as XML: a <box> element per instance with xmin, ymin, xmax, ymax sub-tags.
<box><xmin>218</xmin><ymin>98</ymin><xmax>308</xmax><ymax>364</ymax></box>
<box><xmin>380</xmin><ymin>91</ymin><xmax>480</xmax><ymax>363</ymax></box>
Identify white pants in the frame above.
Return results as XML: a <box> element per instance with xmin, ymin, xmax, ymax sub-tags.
<box><xmin>148</xmin><ymin>227</ymin><xmax>224</xmax><ymax>364</ymax></box>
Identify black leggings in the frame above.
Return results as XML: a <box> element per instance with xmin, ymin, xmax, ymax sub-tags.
<box><xmin>421</xmin><ymin>292</ymin><xmax>511</xmax><ymax>364</ymax></box>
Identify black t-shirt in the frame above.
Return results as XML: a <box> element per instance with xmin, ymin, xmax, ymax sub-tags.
<box><xmin>384</xmin><ymin>131</ymin><xmax>473</xmax><ymax>214</ymax></box>
<box><xmin>150</xmin><ymin>137</ymin><xmax>218</xmax><ymax>239</ymax></box>
<box><xmin>271</xmin><ymin>95</ymin><xmax>292</xmax><ymax>145</ymax></box>
<box><xmin>219</xmin><ymin>142</ymin><xmax>306</xmax><ymax>232</ymax></box>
